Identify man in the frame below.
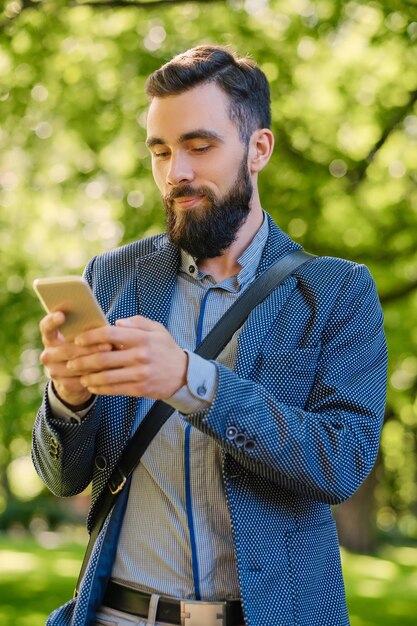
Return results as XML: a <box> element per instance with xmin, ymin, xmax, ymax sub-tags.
<box><xmin>33</xmin><ymin>45</ymin><xmax>387</xmax><ymax>626</ymax></box>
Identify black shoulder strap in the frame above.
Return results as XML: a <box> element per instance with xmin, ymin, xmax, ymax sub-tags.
<box><xmin>74</xmin><ymin>248</ymin><xmax>315</xmax><ymax>596</ymax></box>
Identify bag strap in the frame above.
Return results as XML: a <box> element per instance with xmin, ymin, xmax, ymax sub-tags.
<box><xmin>74</xmin><ymin>248</ymin><xmax>315</xmax><ymax>596</ymax></box>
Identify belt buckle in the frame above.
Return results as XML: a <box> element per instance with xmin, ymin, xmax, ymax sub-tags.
<box><xmin>180</xmin><ymin>600</ymin><xmax>226</xmax><ymax>626</ymax></box>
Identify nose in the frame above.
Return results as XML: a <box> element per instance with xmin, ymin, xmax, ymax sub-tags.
<box><xmin>166</xmin><ymin>152</ymin><xmax>194</xmax><ymax>187</ymax></box>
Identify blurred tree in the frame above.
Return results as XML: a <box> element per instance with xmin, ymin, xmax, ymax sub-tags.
<box><xmin>0</xmin><ymin>0</ymin><xmax>416</xmax><ymax>551</ymax></box>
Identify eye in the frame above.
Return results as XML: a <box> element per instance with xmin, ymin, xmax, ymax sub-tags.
<box><xmin>191</xmin><ymin>145</ymin><xmax>211</xmax><ymax>154</ymax></box>
<box><xmin>152</xmin><ymin>149</ymin><xmax>170</xmax><ymax>159</ymax></box>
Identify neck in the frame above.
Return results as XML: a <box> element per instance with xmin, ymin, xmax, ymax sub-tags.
<box><xmin>197</xmin><ymin>204</ymin><xmax>264</xmax><ymax>283</ymax></box>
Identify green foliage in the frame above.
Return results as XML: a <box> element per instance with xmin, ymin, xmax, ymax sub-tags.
<box><xmin>0</xmin><ymin>0</ymin><xmax>416</xmax><ymax>540</ymax></box>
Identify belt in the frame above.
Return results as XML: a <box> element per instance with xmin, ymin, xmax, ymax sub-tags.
<box><xmin>103</xmin><ymin>581</ymin><xmax>244</xmax><ymax>626</ymax></box>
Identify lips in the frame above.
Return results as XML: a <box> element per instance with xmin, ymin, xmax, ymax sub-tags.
<box><xmin>174</xmin><ymin>195</ymin><xmax>204</xmax><ymax>209</ymax></box>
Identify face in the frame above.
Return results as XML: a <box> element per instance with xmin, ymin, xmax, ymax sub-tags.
<box><xmin>146</xmin><ymin>82</ymin><xmax>254</xmax><ymax>259</ymax></box>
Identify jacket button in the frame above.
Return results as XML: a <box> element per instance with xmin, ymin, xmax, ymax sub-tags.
<box><xmin>234</xmin><ymin>433</ymin><xmax>246</xmax><ymax>447</ymax></box>
<box><xmin>226</xmin><ymin>426</ymin><xmax>238</xmax><ymax>440</ymax></box>
<box><xmin>95</xmin><ymin>455</ymin><xmax>107</xmax><ymax>471</ymax></box>
<box><xmin>244</xmin><ymin>439</ymin><xmax>256</xmax><ymax>450</ymax></box>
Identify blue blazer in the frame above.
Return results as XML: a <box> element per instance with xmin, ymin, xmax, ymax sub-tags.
<box><xmin>32</xmin><ymin>214</ymin><xmax>387</xmax><ymax>626</ymax></box>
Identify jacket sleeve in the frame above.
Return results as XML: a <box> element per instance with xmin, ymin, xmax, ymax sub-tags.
<box><xmin>31</xmin><ymin>255</ymin><xmax>107</xmax><ymax>497</ymax></box>
<box><xmin>31</xmin><ymin>386</ymin><xmax>102</xmax><ymax>497</ymax></box>
<box><xmin>187</xmin><ymin>263</ymin><xmax>388</xmax><ymax>504</ymax></box>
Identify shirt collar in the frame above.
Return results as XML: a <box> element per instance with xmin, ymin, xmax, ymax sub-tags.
<box><xmin>179</xmin><ymin>211</ymin><xmax>269</xmax><ymax>290</ymax></box>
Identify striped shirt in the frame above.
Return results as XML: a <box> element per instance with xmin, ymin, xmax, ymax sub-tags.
<box><xmin>111</xmin><ymin>215</ymin><xmax>269</xmax><ymax>601</ymax></box>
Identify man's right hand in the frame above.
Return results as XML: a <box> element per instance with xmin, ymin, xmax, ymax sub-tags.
<box><xmin>39</xmin><ymin>311</ymin><xmax>111</xmax><ymax>409</ymax></box>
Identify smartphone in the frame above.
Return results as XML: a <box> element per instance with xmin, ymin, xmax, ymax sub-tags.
<box><xmin>33</xmin><ymin>276</ymin><xmax>109</xmax><ymax>342</ymax></box>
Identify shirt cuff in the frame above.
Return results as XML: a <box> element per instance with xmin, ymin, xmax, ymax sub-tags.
<box><xmin>165</xmin><ymin>350</ymin><xmax>217</xmax><ymax>414</ymax></box>
<box><xmin>47</xmin><ymin>381</ymin><xmax>97</xmax><ymax>423</ymax></box>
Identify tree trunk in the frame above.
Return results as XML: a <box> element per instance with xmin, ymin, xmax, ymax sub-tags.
<box><xmin>333</xmin><ymin>460</ymin><xmax>379</xmax><ymax>554</ymax></box>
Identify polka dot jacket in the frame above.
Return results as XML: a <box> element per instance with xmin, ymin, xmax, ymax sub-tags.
<box><xmin>32</xmin><ymin>214</ymin><xmax>388</xmax><ymax>626</ymax></box>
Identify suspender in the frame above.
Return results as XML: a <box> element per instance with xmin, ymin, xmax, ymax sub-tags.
<box><xmin>74</xmin><ymin>248</ymin><xmax>316</xmax><ymax>596</ymax></box>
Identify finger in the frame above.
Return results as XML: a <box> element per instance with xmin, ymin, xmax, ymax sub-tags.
<box><xmin>75</xmin><ymin>324</ymin><xmax>151</xmax><ymax>349</ymax></box>
<box><xmin>44</xmin><ymin>362</ymin><xmax>86</xmax><ymax>380</ymax></box>
<box><xmin>41</xmin><ymin>342</ymin><xmax>113</xmax><ymax>366</ymax></box>
<box><xmin>39</xmin><ymin>312</ymin><xmax>66</xmax><ymax>347</ymax></box>
<box><xmin>80</xmin><ymin>367</ymin><xmax>154</xmax><ymax>397</ymax></box>
<box><xmin>76</xmin><ymin>315</ymin><xmax>161</xmax><ymax>347</ymax></box>
<box><xmin>80</xmin><ymin>365</ymin><xmax>141</xmax><ymax>388</ymax></box>
<box><xmin>82</xmin><ymin>376</ymin><xmax>168</xmax><ymax>399</ymax></box>
<box><xmin>54</xmin><ymin>376</ymin><xmax>89</xmax><ymax>393</ymax></box>
<box><xmin>67</xmin><ymin>344</ymin><xmax>145</xmax><ymax>375</ymax></box>
<box><xmin>115</xmin><ymin>316</ymin><xmax>161</xmax><ymax>332</ymax></box>
<box><xmin>82</xmin><ymin>382</ymin><xmax>142</xmax><ymax>397</ymax></box>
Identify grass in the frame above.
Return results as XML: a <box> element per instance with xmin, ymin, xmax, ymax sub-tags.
<box><xmin>341</xmin><ymin>545</ymin><xmax>417</xmax><ymax>626</ymax></box>
<box><xmin>0</xmin><ymin>533</ymin><xmax>416</xmax><ymax>625</ymax></box>
<box><xmin>0</xmin><ymin>531</ymin><xmax>86</xmax><ymax>626</ymax></box>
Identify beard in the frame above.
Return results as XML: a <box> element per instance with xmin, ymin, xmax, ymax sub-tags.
<box><xmin>163</xmin><ymin>158</ymin><xmax>253</xmax><ymax>260</ymax></box>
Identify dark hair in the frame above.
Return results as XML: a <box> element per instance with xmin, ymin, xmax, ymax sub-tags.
<box><xmin>145</xmin><ymin>45</ymin><xmax>271</xmax><ymax>144</ymax></box>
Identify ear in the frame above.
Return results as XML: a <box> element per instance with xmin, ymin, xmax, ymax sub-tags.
<box><xmin>248</xmin><ymin>128</ymin><xmax>274</xmax><ymax>174</ymax></box>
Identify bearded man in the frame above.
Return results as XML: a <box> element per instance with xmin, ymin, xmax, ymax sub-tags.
<box><xmin>33</xmin><ymin>45</ymin><xmax>387</xmax><ymax>626</ymax></box>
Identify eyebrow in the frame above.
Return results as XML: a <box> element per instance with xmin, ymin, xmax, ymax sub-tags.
<box><xmin>146</xmin><ymin>129</ymin><xmax>225</xmax><ymax>148</ymax></box>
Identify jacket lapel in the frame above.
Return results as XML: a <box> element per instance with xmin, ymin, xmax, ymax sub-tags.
<box><xmin>136</xmin><ymin>235</ymin><xmax>180</xmax><ymax>325</ymax></box>
<box><xmin>104</xmin><ymin>237</ymin><xmax>180</xmax><ymax>453</ymax></box>
<box><xmin>236</xmin><ymin>215</ymin><xmax>302</xmax><ymax>377</ymax></box>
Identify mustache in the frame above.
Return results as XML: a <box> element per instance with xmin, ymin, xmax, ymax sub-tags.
<box><xmin>164</xmin><ymin>185</ymin><xmax>215</xmax><ymax>203</ymax></box>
